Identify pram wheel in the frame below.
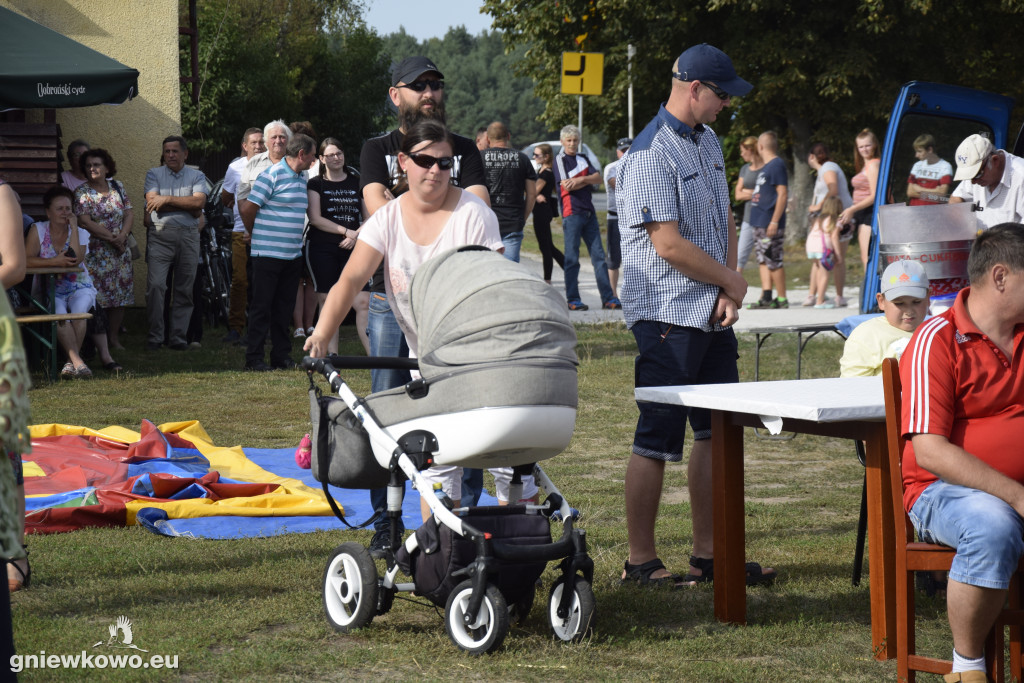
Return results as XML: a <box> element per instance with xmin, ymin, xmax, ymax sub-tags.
<box><xmin>444</xmin><ymin>579</ymin><xmax>509</xmax><ymax>655</ymax></box>
<box><xmin>548</xmin><ymin>576</ymin><xmax>595</xmax><ymax>642</ymax></box>
<box><xmin>322</xmin><ymin>542</ymin><xmax>378</xmax><ymax>632</ymax></box>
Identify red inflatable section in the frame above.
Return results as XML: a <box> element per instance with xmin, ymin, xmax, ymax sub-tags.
<box><xmin>24</xmin><ymin>420</ymin><xmax>279</xmax><ymax>534</ymax></box>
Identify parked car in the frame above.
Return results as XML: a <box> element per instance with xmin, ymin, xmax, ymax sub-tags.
<box><xmin>520</xmin><ymin>140</ymin><xmax>602</xmax><ymax>174</ymax></box>
<box><xmin>860</xmin><ymin>81</ymin><xmax>1017</xmax><ymax>312</ymax></box>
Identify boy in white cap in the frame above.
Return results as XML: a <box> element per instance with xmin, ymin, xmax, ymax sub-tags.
<box><xmin>949</xmin><ymin>133</ymin><xmax>1024</xmax><ymax>229</ymax></box>
<box><xmin>840</xmin><ymin>260</ymin><xmax>930</xmax><ymax>377</ymax></box>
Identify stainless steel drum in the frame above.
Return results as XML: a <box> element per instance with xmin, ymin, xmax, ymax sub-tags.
<box><xmin>876</xmin><ymin>202</ymin><xmax>980</xmax><ymax>295</ymax></box>
<box><xmin>877</xmin><ymin>240</ymin><xmax>973</xmax><ymax>280</ymax></box>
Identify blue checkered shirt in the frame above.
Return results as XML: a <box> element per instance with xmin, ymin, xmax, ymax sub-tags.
<box><xmin>618</xmin><ymin>104</ymin><xmax>731</xmax><ymax>332</ymax></box>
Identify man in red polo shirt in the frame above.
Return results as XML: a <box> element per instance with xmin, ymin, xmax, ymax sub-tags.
<box><xmin>901</xmin><ymin>222</ymin><xmax>1024</xmax><ymax>683</ymax></box>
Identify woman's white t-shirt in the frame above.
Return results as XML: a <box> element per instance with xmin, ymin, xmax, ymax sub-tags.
<box><xmin>357</xmin><ymin>189</ymin><xmax>502</xmax><ymax>354</ymax></box>
<box><xmin>812</xmin><ymin>160</ymin><xmax>853</xmax><ymax>209</ymax></box>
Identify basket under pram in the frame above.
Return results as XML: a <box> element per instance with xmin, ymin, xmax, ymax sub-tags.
<box><xmin>304</xmin><ymin>248</ymin><xmax>595</xmax><ymax>654</ymax></box>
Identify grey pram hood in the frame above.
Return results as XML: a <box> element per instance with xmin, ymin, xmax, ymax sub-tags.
<box><xmin>311</xmin><ymin>247</ymin><xmax>579</xmax><ymax>487</ymax></box>
<box><xmin>409</xmin><ymin>247</ymin><xmax>578</xmax><ymax>378</ymax></box>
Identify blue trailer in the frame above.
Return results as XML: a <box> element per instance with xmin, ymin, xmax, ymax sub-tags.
<box><xmin>859</xmin><ymin>82</ymin><xmax>1015</xmax><ymax>312</ymax></box>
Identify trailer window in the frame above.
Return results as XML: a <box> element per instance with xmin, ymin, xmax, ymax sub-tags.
<box><xmin>885</xmin><ymin>114</ymin><xmax>994</xmax><ymax>206</ymax></box>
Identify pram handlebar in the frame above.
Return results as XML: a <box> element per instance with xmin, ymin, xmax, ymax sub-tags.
<box><xmin>302</xmin><ymin>356</ymin><xmax>345</xmax><ymax>393</ymax></box>
<box><xmin>326</xmin><ymin>354</ymin><xmax>420</xmax><ymax>371</ymax></box>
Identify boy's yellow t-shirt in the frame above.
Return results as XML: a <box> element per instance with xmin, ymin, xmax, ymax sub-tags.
<box><xmin>839</xmin><ymin>315</ymin><xmax>914</xmax><ymax>378</ymax></box>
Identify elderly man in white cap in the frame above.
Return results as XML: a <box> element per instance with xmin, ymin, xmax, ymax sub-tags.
<box><xmin>949</xmin><ymin>133</ymin><xmax>1024</xmax><ymax>229</ymax></box>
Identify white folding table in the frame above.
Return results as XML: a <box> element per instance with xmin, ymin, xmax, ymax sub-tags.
<box><xmin>635</xmin><ymin>377</ymin><xmax>897</xmax><ymax>660</ymax></box>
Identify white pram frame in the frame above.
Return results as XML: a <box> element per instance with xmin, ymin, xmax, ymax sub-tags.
<box><xmin>306</xmin><ymin>357</ymin><xmax>595</xmax><ymax>654</ymax></box>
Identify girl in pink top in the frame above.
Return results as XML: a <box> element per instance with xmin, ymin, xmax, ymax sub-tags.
<box><xmin>804</xmin><ymin>197</ymin><xmax>844</xmax><ymax>307</ymax></box>
<box><xmin>840</xmin><ymin>128</ymin><xmax>881</xmax><ymax>271</ymax></box>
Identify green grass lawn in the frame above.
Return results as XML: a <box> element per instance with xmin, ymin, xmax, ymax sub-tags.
<box><xmin>11</xmin><ymin>291</ymin><xmax>944</xmax><ymax>681</ymax></box>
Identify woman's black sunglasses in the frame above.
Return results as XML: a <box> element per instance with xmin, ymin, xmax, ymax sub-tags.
<box><xmin>408</xmin><ymin>153</ymin><xmax>454</xmax><ymax>170</ymax></box>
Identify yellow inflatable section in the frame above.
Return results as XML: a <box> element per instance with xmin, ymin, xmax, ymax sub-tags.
<box><xmin>28</xmin><ymin>421</ymin><xmax>340</xmax><ymax>525</ymax></box>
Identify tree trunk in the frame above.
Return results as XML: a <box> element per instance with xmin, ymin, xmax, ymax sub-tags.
<box><xmin>786</xmin><ymin>116</ymin><xmax>814</xmax><ymax>244</ymax></box>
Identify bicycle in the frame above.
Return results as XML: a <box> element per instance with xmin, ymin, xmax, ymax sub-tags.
<box><xmin>199</xmin><ymin>177</ymin><xmax>233</xmax><ymax>328</ymax></box>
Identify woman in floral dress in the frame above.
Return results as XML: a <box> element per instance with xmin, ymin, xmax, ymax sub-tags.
<box><xmin>74</xmin><ymin>148</ymin><xmax>133</xmax><ymax>350</ymax></box>
<box><xmin>0</xmin><ymin>178</ymin><xmax>31</xmax><ymax>603</ymax></box>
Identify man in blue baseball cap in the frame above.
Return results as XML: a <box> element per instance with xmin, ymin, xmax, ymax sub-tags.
<box><xmin>616</xmin><ymin>44</ymin><xmax>774</xmax><ymax>589</ymax></box>
<box><xmin>671</xmin><ymin>43</ymin><xmax>753</xmax><ymax>98</ymax></box>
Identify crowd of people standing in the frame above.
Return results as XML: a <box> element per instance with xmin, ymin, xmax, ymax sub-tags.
<box><xmin>732</xmin><ymin>127</ymin><xmax>889</xmax><ymax>310</ymax></box>
<box><xmin>18</xmin><ymin>59</ymin><xmax>639</xmax><ymax>381</ymax></box>
<box><xmin>10</xmin><ymin>41</ymin><xmax>1024</xmax><ymax>682</ymax></box>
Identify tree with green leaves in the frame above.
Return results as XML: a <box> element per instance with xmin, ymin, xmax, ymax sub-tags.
<box><xmin>483</xmin><ymin>0</ymin><xmax>1024</xmax><ymax>236</ymax></box>
<box><xmin>180</xmin><ymin>0</ymin><xmax>390</xmax><ymax>162</ymax></box>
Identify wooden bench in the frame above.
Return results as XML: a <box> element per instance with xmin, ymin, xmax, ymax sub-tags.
<box><xmin>16</xmin><ymin>312</ymin><xmax>92</xmax><ymax>325</ymax></box>
<box><xmin>0</xmin><ymin>121</ymin><xmax>62</xmax><ymax>221</ymax></box>
<box><xmin>16</xmin><ymin>312</ymin><xmax>92</xmax><ymax>380</ymax></box>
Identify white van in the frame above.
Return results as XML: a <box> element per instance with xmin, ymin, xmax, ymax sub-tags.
<box><xmin>520</xmin><ymin>140</ymin><xmax>602</xmax><ymax>174</ymax></box>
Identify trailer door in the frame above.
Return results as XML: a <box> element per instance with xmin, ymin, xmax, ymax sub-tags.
<box><xmin>861</xmin><ymin>82</ymin><xmax>1013</xmax><ymax>312</ymax></box>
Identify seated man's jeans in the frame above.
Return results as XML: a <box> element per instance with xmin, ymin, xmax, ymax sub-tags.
<box><xmin>909</xmin><ymin>479</ymin><xmax>1024</xmax><ymax>590</ymax></box>
<box><xmin>501</xmin><ymin>231</ymin><xmax>524</xmax><ymax>263</ymax></box>
<box><xmin>367</xmin><ymin>293</ymin><xmax>411</xmax><ymax>532</ymax></box>
<box><xmin>562</xmin><ymin>210</ymin><xmax>615</xmax><ymax>304</ymax></box>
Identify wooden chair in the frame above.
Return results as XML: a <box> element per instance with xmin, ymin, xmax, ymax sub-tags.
<box><xmin>882</xmin><ymin>357</ymin><xmax>1022</xmax><ymax>682</ymax></box>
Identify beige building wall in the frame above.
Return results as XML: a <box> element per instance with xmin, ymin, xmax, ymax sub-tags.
<box><xmin>2</xmin><ymin>0</ymin><xmax>183</xmax><ymax>305</ymax></box>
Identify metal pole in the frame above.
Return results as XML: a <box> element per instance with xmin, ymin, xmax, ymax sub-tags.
<box><xmin>627</xmin><ymin>44</ymin><xmax>636</xmax><ymax>138</ymax></box>
<box><xmin>578</xmin><ymin>95</ymin><xmax>583</xmax><ymax>147</ymax></box>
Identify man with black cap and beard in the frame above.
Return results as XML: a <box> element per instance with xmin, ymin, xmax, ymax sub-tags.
<box><xmin>358</xmin><ymin>56</ymin><xmax>490</xmax><ymax>557</ymax></box>
<box><xmin>361</xmin><ymin>56</ymin><xmax>489</xmax><ymax>213</ymax></box>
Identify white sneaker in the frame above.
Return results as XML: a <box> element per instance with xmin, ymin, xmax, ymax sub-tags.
<box><xmin>835</xmin><ymin>296</ymin><xmax>848</xmax><ymax>308</ymax></box>
<box><xmin>306</xmin><ymin>326</ymin><xmax>315</xmax><ymax>336</ymax></box>
<box><xmin>293</xmin><ymin>328</ymin><xmax>306</xmax><ymax>338</ymax></box>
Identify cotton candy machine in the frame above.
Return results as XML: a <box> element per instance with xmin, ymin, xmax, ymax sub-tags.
<box><xmin>877</xmin><ymin>202</ymin><xmax>981</xmax><ymax>296</ymax></box>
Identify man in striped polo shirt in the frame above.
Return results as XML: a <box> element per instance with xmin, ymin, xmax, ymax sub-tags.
<box><xmin>238</xmin><ymin>133</ymin><xmax>316</xmax><ymax>371</ymax></box>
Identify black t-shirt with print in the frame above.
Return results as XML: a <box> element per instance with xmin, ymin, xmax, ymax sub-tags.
<box><xmin>482</xmin><ymin>146</ymin><xmax>537</xmax><ymax>235</ymax></box>
<box><xmin>306</xmin><ymin>173</ymin><xmax>361</xmax><ymax>244</ymax></box>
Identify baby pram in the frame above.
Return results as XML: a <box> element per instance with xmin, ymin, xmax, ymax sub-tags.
<box><xmin>304</xmin><ymin>247</ymin><xmax>594</xmax><ymax>654</ymax></box>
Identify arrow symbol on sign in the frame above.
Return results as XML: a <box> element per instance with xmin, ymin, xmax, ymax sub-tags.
<box><xmin>564</xmin><ymin>55</ymin><xmax>586</xmax><ymax>77</ymax></box>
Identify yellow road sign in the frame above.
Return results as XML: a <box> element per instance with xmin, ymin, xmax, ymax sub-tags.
<box><xmin>561</xmin><ymin>52</ymin><xmax>603</xmax><ymax>96</ymax></box>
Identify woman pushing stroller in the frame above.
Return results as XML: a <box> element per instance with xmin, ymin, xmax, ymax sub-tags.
<box><xmin>305</xmin><ymin>120</ymin><xmax>519</xmax><ymax>517</ymax></box>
